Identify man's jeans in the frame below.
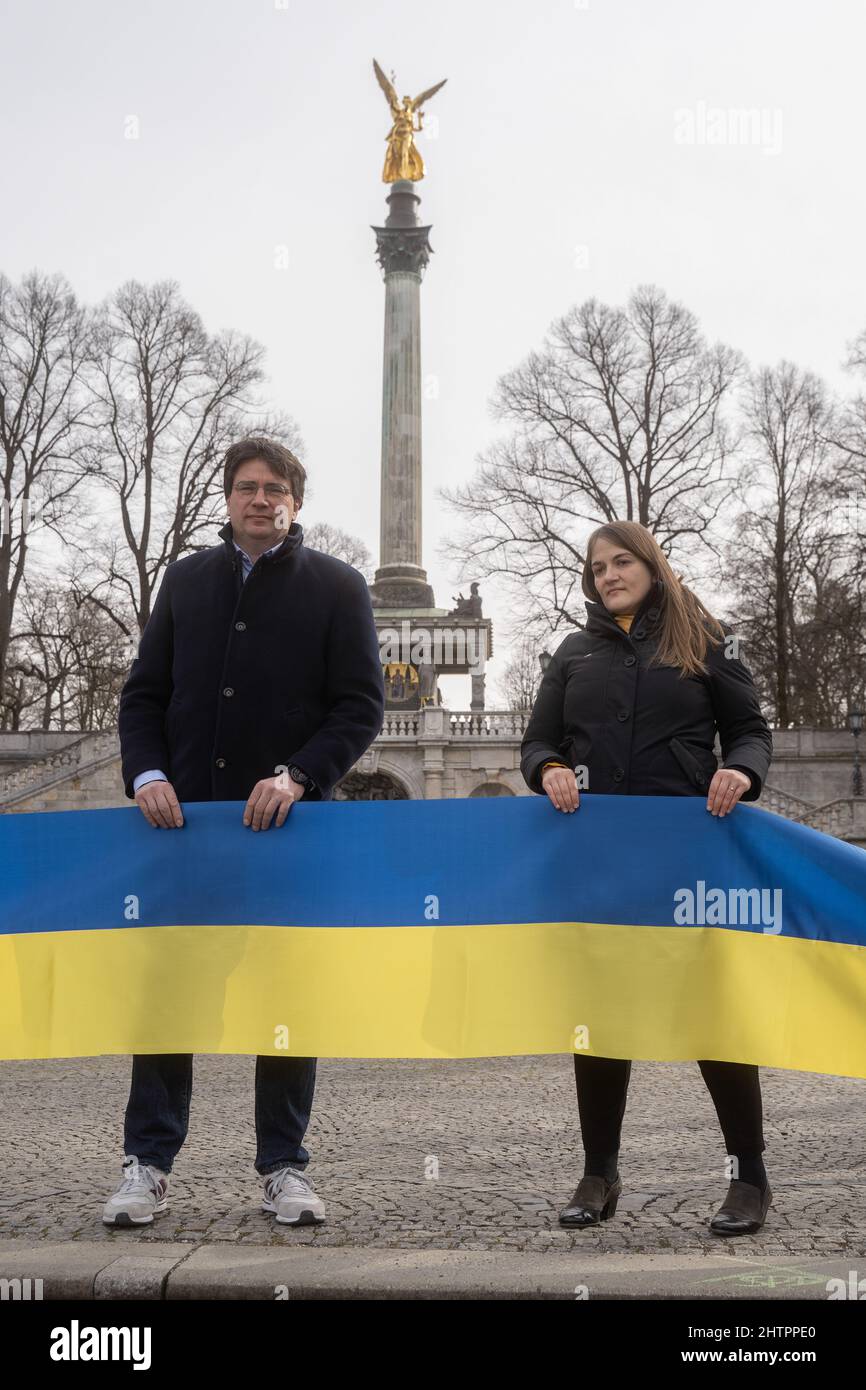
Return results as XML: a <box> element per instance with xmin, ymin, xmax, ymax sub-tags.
<box><xmin>123</xmin><ymin>1054</ymin><xmax>317</xmax><ymax>1176</ymax></box>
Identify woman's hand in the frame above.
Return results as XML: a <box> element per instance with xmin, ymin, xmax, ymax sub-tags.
<box><xmin>541</xmin><ymin>764</ymin><xmax>580</xmax><ymax>813</ymax></box>
<box><xmin>706</xmin><ymin>767</ymin><xmax>751</xmax><ymax>817</ymax></box>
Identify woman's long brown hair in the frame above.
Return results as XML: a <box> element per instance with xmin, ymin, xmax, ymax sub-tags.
<box><xmin>582</xmin><ymin>521</ymin><xmax>725</xmax><ymax>679</ymax></box>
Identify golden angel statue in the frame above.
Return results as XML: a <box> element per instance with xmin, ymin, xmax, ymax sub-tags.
<box><xmin>373</xmin><ymin>58</ymin><xmax>447</xmax><ymax>183</ymax></box>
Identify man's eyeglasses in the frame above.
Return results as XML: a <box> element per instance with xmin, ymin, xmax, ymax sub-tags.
<box><xmin>233</xmin><ymin>481</ymin><xmax>293</xmax><ymax>499</ymax></box>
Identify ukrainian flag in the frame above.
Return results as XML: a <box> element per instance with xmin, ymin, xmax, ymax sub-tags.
<box><xmin>1</xmin><ymin>797</ymin><xmax>864</xmax><ymax>1075</ymax></box>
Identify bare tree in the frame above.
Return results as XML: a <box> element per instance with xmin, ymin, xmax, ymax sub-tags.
<box><xmin>74</xmin><ymin>279</ymin><xmax>302</xmax><ymax>635</ymax></box>
<box><xmin>5</xmin><ymin>579</ymin><xmax>135</xmax><ymax>730</ymax></box>
<box><xmin>442</xmin><ymin>285</ymin><xmax>744</xmax><ymax>636</ymax></box>
<box><xmin>495</xmin><ymin>633</ymin><xmax>546</xmax><ymax>710</ymax></box>
<box><xmin>303</xmin><ymin>521</ymin><xmax>373</xmax><ymax>579</ymax></box>
<box><xmin>0</xmin><ymin>271</ymin><xmax>95</xmax><ymax>718</ymax></box>
<box><xmin>721</xmin><ymin>362</ymin><xmax>860</xmax><ymax>727</ymax></box>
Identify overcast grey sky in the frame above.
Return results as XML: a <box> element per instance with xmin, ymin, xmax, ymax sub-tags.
<box><xmin>2</xmin><ymin>0</ymin><xmax>864</xmax><ymax>701</ymax></box>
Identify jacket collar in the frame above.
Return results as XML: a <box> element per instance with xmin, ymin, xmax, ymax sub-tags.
<box><xmin>218</xmin><ymin>519</ymin><xmax>304</xmax><ymax>569</ymax></box>
<box><xmin>584</xmin><ymin>584</ymin><xmax>662</xmax><ymax>641</ymax></box>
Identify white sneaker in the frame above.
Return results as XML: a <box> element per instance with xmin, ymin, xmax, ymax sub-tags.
<box><xmin>262</xmin><ymin>1165</ymin><xmax>326</xmax><ymax>1225</ymax></box>
<box><xmin>102</xmin><ymin>1155</ymin><xmax>169</xmax><ymax>1226</ymax></box>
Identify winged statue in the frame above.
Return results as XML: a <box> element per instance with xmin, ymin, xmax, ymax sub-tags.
<box><xmin>373</xmin><ymin>58</ymin><xmax>447</xmax><ymax>183</ymax></box>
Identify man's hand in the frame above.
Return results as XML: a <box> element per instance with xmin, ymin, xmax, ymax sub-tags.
<box><xmin>541</xmin><ymin>764</ymin><xmax>580</xmax><ymax>813</ymax></box>
<box><xmin>706</xmin><ymin>767</ymin><xmax>751</xmax><ymax>817</ymax></box>
<box><xmin>134</xmin><ymin>779</ymin><xmax>184</xmax><ymax>829</ymax></box>
<box><xmin>243</xmin><ymin>774</ymin><xmax>305</xmax><ymax>831</ymax></box>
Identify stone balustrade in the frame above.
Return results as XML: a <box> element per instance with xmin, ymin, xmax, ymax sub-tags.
<box><xmin>0</xmin><ymin>732</ymin><xmax>120</xmax><ymax>807</ymax></box>
<box><xmin>378</xmin><ymin>709</ymin><xmax>530</xmax><ymax>741</ymax></box>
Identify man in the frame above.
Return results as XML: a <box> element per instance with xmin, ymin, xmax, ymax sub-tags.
<box><xmin>104</xmin><ymin>437</ymin><xmax>385</xmax><ymax>1228</ymax></box>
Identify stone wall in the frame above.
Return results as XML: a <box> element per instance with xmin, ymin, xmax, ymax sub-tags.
<box><xmin>1</xmin><ymin>724</ymin><xmax>863</xmax><ymax>846</ymax></box>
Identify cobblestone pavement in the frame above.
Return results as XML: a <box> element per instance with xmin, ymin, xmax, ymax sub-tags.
<box><xmin>1</xmin><ymin>1055</ymin><xmax>863</xmax><ymax>1258</ymax></box>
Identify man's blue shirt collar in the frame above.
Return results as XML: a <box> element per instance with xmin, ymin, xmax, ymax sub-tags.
<box><xmin>233</xmin><ymin>538</ymin><xmax>284</xmax><ymax>576</ymax></box>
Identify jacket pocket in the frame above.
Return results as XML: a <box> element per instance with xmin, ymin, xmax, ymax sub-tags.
<box><xmin>669</xmin><ymin>737</ymin><xmax>716</xmax><ymax>791</ymax></box>
<box><xmin>565</xmin><ymin>734</ymin><xmax>592</xmax><ymax>769</ymax></box>
<box><xmin>281</xmin><ymin>707</ymin><xmax>306</xmax><ymax>745</ymax></box>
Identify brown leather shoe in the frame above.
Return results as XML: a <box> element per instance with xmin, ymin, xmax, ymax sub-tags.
<box><xmin>710</xmin><ymin>1179</ymin><xmax>772</xmax><ymax>1235</ymax></box>
<box><xmin>559</xmin><ymin>1174</ymin><xmax>622</xmax><ymax>1227</ymax></box>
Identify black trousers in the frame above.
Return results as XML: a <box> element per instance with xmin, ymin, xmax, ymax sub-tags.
<box><xmin>573</xmin><ymin>1054</ymin><xmax>765</xmax><ymax>1159</ymax></box>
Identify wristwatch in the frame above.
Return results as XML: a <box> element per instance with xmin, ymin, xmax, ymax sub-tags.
<box><xmin>287</xmin><ymin>764</ymin><xmax>316</xmax><ymax>794</ymax></box>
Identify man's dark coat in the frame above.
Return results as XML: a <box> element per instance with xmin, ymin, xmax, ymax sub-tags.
<box><xmin>119</xmin><ymin>521</ymin><xmax>385</xmax><ymax>803</ymax></box>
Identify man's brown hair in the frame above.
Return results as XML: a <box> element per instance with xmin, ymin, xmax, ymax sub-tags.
<box><xmin>223</xmin><ymin>437</ymin><xmax>307</xmax><ymax>505</ymax></box>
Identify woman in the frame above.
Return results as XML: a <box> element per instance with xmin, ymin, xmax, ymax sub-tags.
<box><xmin>520</xmin><ymin>521</ymin><xmax>773</xmax><ymax>1236</ymax></box>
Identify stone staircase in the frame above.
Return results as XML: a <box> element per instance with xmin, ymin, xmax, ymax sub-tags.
<box><xmin>760</xmin><ymin>784</ymin><xmax>824</xmax><ymax>822</ymax></box>
<box><xmin>0</xmin><ymin>732</ymin><xmax>122</xmax><ymax>811</ymax></box>
<box><xmin>759</xmin><ymin>784</ymin><xmax>863</xmax><ymax>841</ymax></box>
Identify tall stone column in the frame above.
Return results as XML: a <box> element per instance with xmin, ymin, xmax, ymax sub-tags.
<box><xmin>369</xmin><ymin>180</ymin><xmax>435</xmax><ymax>609</ymax></box>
